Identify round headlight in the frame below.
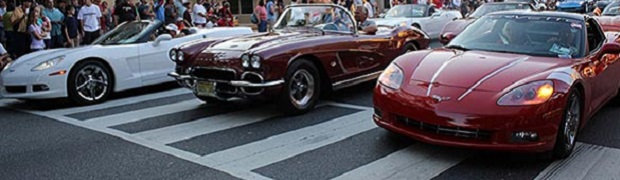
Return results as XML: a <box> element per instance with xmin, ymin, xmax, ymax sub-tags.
<box><xmin>251</xmin><ymin>56</ymin><xmax>261</xmax><ymax>68</ymax></box>
<box><xmin>169</xmin><ymin>50</ymin><xmax>177</xmax><ymax>61</ymax></box>
<box><xmin>241</xmin><ymin>54</ymin><xmax>250</xmax><ymax>68</ymax></box>
<box><xmin>178</xmin><ymin>51</ymin><xmax>184</xmax><ymax>61</ymax></box>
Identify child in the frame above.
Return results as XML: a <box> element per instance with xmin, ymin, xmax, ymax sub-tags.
<box><xmin>28</xmin><ymin>7</ymin><xmax>46</xmax><ymax>52</ymax></box>
<box><xmin>63</xmin><ymin>6</ymin><xmax>79</xmax><ymax>48</ymax></box>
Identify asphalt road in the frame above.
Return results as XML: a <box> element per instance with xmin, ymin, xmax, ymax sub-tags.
<box><xmin>2</xmin><ymin>40</ymin><xmax>620</xmax><ymax>180</ymax></box>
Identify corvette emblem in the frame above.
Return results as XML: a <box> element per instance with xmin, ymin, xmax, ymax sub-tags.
<box><xmin>431</xmin><ymin>95</ymin><xmax>451</xmax><ymax>102</ymax></box>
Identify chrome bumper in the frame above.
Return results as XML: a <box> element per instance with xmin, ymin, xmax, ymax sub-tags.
<box><xmin>168</xmin><ymin>72</ymin><xmax>285</xmax><ymax>88</ymax></box>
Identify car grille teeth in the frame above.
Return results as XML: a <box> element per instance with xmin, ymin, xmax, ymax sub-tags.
<box><xmin>395</xmin><ymin>115</ymin><xmax>492</xmax><ymax>140</ymax></box>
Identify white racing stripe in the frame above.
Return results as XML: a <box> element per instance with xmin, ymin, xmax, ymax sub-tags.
<box><xmin>334</xmin><ymin>143</ymin><xmax>472</xmax><ymax>180</ymax></box>
<box><xmin>84</xmin><ymin>99</ymin><xmax>204</xmax><ymax>128</ymax></box>
<box><xmin>45</xmin><ymin>88</ymin><xmax>191</xmax><ymax>116</ymax></box>
<box><xmin>135</xmin><ymin>107</ymin><xmax>282</xmax><ymax>144</ymax></box>
<box><xmin>199</xmin><ymin>110</ymin><xmax>375</xmax><ymax>171</ymax></box>
<box><xmin>535</xmin><ymin>143</ymin><xmax>620</xmax><ymax>180</ymax></box>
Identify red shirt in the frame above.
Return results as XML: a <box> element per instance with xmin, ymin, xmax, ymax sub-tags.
<box><xmin>255</xmin><ymin>6</ymin><xmax>267</xmax><ymax>20</ymax></box>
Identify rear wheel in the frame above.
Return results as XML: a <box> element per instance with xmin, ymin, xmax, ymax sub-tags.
<box><xmin>279</xmin><ymin>59</ymin><xmax>321</xmax><ymax>115</ymax></box>
<box><xmin>552</xmin><ymin>90</ymin><xmax>582</xmax><ymax>159</ymax></box>
<box><xmin>67</xmin><ymin>60</ymin><xmax>113</xmax><ymax>105</ymax></box>
<box><xmin>403</xmin><ymin>42</ymin><xmax>418</xmax><ymax>54</ymax></box>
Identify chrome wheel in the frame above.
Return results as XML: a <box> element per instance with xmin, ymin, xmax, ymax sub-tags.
<box><xmin>75</xmin><ymin>65</ymin><xmax>109</xmax><ymax>101</ymax></box>
<box><xmin>289</xmin><ymin>69</ymin><xmax>315</xmax><ymax>109</ymax></box>
<box><xmin>563</xmin><ymin>94</ymin><xmax>581</xmax><ymax>150</ymax></box>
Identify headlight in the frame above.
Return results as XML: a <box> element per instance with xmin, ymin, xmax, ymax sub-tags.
<box><xmin>3</xmin><ymin>61</ymin><xmax>12</xmax><ymax>71</ymax></box>
<box><xmin>497</xmin><ymin>80</ymin><xmax>554</xmax><ymax>106</ymax></box>
<box><xmin>178</xmin><ymin>51</ymin><xmax>184</xmax><ymax>61</ymax></box>
<box><xmin>399</xmin><ymin>21</ymin><xmax>408</xmax><ymax>27</ymax></box>
<box><xmin>32</xmin><ymin>56</ymin><xmax>64</xmax><ymax>71</ymax></box>
<box><xmin>169</xmin><ymin>50</ymin><xmax>177</xmax><ymax>61</ymax></box>
<box><xmin>378</xmin><ymin>63</ymin><xmax>404</xmax><ymax>89</ymax></box>
<box><xmin>250</xmin><ymin>55</ymin><xmax>261</xmax><ymax>69</ymax></box>
<box><xmin>241</xmin><ymin>54</ymin><xmax>250</xmax><ymax>68</ymax></box>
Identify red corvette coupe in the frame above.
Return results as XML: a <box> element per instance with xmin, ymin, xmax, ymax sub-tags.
<box><xmin>373</xmin><ymin>11</ymin><xmax>620</xmax><ymax>158</ymax></box>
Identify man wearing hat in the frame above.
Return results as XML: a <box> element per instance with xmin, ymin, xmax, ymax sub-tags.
<box><xmin>165</xmin><ymin>23</ymin><xmax>185</xmax><ymax>38</ymax></box>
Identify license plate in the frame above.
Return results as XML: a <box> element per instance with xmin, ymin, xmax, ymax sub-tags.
<box><xmin>195</xmin><ymin>81</ymin><xmax>216</xmax><ymax>96</ymax></box>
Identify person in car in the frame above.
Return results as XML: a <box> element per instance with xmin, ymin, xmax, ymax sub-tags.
<box><xmin>354</xmin><ymin>5</ymin><xmax>377</xmax><ymax>34</ymax></box>
<box><xmin>498</xmin><ymin>21</ymin><xmax>527</xmax><ymax>45</ymax></box>
<box><xmin>547</xmin><ymin>25</ymin><xmax>578</xmax><ymax>56</ymax></box>
<box><xmin>165</xmin><ymin>23</ymin><xmax>185</xmax><ymax>38</ymax></box>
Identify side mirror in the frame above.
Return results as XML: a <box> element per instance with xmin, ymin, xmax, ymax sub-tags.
<box><xmin>379</xmin><ymin>13</ymin><xmax>386</xmax><ymax>18</ymax></box>
<box><xmin>597</xmin><ymin>43</ymin><xmax>620</xmax><ymax>59</ymax></box>
<box><xmin>439</xmin><ymin>32</ymin><xmax>457</xmax><ymax>45</ymax></box>
<box><xmin>153</xmin><ymin>34</ymin><xmax>172</xmax><ymax>47</ymax></box>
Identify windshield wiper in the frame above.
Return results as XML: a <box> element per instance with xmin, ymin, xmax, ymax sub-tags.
<box><xmin>445</xmin><ymin>44</ymin><xmax>470</xmax><ymax>51</ymax></box>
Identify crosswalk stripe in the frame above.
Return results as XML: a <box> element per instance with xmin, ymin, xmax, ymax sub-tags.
<box><xmin>535</xmin><ymin>143</ymin><xmax>620</xmax><ymax>180</ymax></box>
<box><xmin>135</xmin><ymin>107</ymin><xmax>283</xmax><ymax>144</ymax></box>
<box><xmin>333</xmin><ymin>143</ymin><xmax>472</xmax><ymax>180</ymax></box>
<box><xmin>45</xmin><ymin>88</ymin><xmax>191</xmax><ymax>116</ymax></box>
<box><xmin>84</xmin><ymin>99</ymin><xmax>204</xmax><ymax>128</ymax></box>
<box><xmin>198</xmin><ymin>110</ymin><xmax>375</xmax><ymax>171</ymax></box>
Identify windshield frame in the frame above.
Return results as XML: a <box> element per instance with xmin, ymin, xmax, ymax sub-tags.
<box><xmin>447</xmin><ymin>14</ymin><xmax>586</xmax><ymax>58</ymax></box>
<box><xmin>384</xmin><ymin>4</ymin><xmax>430</xmax><ymax>18</ymax></box>
<box><xmin>468</xmin><ymin>3</ymin><xmax>534</xmax><ymax>18</ymax></box>
<box><xmin>274</xmin><ymin>4</ymin><xmax>357</xmax><ymax>35</ymax></box>
<box><xmin>92</xmin><ymin>20</ymin><xmax>162</xmax><ymax>46</ymax></box>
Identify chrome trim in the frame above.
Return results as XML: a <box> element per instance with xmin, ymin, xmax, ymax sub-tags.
<box><xmin>168</xmin><ymin>72</ymin><xmax>284</xmax><ymax>88</ymax></box>
<box><xmin>191</xmin><ymin>67</ymin><xmax>237</xmax><ymax>78</ymax></box>
<box><xmin>240</xmin><ymin>72</ymin><xmax>265</xmax><ymax>95</ymax></box>
<box><xmin>332</xmin><ymin>71</ymin><xmax>383</xmax><ymax>90</ymax></box>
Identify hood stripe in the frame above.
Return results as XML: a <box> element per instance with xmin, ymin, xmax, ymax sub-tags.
<box><xmin>457</xmin><ymin>57</ymin><xmax>529</xmax><ymax>101</ymax></box>
<box><xmin>426</xmin><ymin>57</ymin><xmax>457</xmax><ymax>96</ymax></box>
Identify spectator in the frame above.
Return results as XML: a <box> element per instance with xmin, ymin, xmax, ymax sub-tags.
<box><xmin>255</xmin><ymin>1</ymin><xmax>267</xmax><ymax>32</ymax></box>
<box><xmin>138</xmin><ymin>0</ymin><xmax>153</xmax><ymax>20</ymax></box>
<box><xmin>182</xmin><ymin>0</ymin><xmax>192</xmax><ymax>27</ymax></box>
<box><xmin>10</xmin><ymin>0</ymin><xmax>33</xmax><ymax>58</ymax></box>
<box><xmin>102</xmin><ymin>1</ymin><xmax>113</xmax><ymax>32</ymax></box>
<box><xmin>57</xmin><ymin>0</ymin><xmax>67</xmax><ymax>14</ymax></box>
<box><xmin>193</xmin><ymin>0</ymin><xmax>208</xmax><ymax>28</ymax></box>
<box><xmin>64</xmin><ymin>5</ymin><xmax>79</xmax><ymax>47</ymax></box>
<box><xmin>114</xmin><ymin>0</ymin><xmax>137</xmax><ymax>26</ymax></box>
<box><xmin>0</xmin><ymin>43</ymin><xmax>10</xmax><ymax>70</ymax></box>
<box><xmin>3</xmin><ymin>3</ymin><xmax>14</xmax><ymax>54</ymax></box>
<box><xmin>266</xmin><ymin>0</ymin><xmax>276</xmax><ymax>29</ymax></box>
<box><xmin>0</xmin><ymin>0</ymin><xmax>6</xmax><ymax>45</ymax></box>
<box><xmin>164</xmin><ymin>0</ymin><xmax>177</xmax><ymax>24</ymax></box>
<box><xmin>202</xmin><ymin>0</ymin><xmax>211</xmax><ymax>14</ymax></box>
<box><xmin>173</xmin><ymin>0</ymin><xmax>186</xmax><ymax>19</ymax></box>
<box><xmin>363</xmin><ymin>0</ymin><xmax>373</xmax><ymax>17</ymax></box>
<box><xmin>29</xmin><ymin>7</ymin><xmax>46</xmax><ymax>52</ymax></box>
<box><xmin>43</xmin><ymin>0</ymin><xmax>65</xmax><ymax>49</ymax></box>
<box><xmin>72</xmin><ymin>0</ymin><xmax>81</xmax><ymax>14</ymax></box>
<box><xmin>78</xmin><ymin>0</ymin><xmax>102</xmax><ymax>45</ymax></box>
<box><xmin>217</xmin><ymin>1</ymin><xmax>233</xmax><ymax>26</ymax></box>
<box><xmin>40</xmin><ymin>11</ymin><xmax>53</xmax><ymax>49</ymax></box>
<box><xmin>153</xmin><ymin>0</ymin><xmax>164</xmax><ymax>22</ymax></box>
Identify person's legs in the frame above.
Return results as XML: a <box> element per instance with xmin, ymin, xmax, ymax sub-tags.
<box><xmin>44</xmin><ymin>39</ymin><xmax>52</xmax><ymax>49</ymax></box>
<box><xmin>52</xmin><ymin>35</ymin><xmax>64</xmax><ymax>49</ymax></box>
<box><xmin>258</xmin><ymin>20</ymin><xmax>267</xmax><ymax>32</ymax></box>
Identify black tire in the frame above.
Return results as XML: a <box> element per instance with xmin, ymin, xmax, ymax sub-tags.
<box><xmin>552</xmin><ymin>90</ymin><xmax>582</xmax><ymax>159</ymax></box>
<box><xmin>67</xmin><ymin>60</ymin><xmax>113</xmax><ymax>105</ymax></box>
<box><xmin>279</xmin><ymin>59</ymin><xmax>321</xmax><ymax>115</ymax></box>
<box><xmin>403</xmin><ymin>42</ymin><xmax>418</xmax><ymax>54</ymax></box>
<box><xmin>197</xmin><ymin>96</ymin><xmax>227</xmax><ymax>104</ymax></box>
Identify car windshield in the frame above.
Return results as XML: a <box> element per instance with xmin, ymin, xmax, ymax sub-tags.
<box><xmin>274</xmin><ymin>6</ymin><xmax>355</xmax><ymax>33</ymax></box>
<box><xmin>447</xmin><ymin>15</ymin><xmax>585</xmax><ymax>58</ymax></box>
<box><xmin>92</xmin><ymin>21</ymin><xmax>159</xmax><ymax>45</ymax></box>
<box><xmin>602</xmin><ymin>2</ymin><xmax>619</xmax><ymax>16</ymax></box>
<box><xmin>468</xmin><ymin>4</ymin><xmax>532</xmax><ymax>18</ymax></box>
<box><xmin>385</xmin><ymin>5</ymin><xmax>427</xmax><ymax>18</ymax></box>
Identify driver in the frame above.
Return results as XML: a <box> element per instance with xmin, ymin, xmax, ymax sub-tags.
<box><xmin>354</xmin><ymin>6</ymin><xmax>377</xmax><ymax>34</ymax></box>
<box><xmin>499</xmin><ymin>21</ymin><xmax>527</xmax><ymax>45</ymax></box>
<box><xmin>547</xmin><ymin>26</ymin><xmax>578</xmax><ymax>56</ymax></box>
<box><xmin>165</xmin><ymin>24</ymin><xmax>185</xmax><ymax>38</ymax></box>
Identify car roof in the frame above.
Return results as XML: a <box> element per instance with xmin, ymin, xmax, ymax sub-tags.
<box><xmin>486</xmin><ymin>11</ymin><xmax>586</xmax><ymax>21</ymax></box>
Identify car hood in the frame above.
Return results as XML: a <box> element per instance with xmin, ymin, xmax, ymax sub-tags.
<box><xmin>10</xmin><ymin>46</ymin><xmax>98</xmax><ymax>69</ymax></box>
<box><xmin>402</xmin><ymin>49</ymin><xmax>567</xmax><ymax>93</ymax></box>
<box><xmin>207</xmin><ymin>31</ymin><xmax>321</xmax><ymax>52</ymax></box>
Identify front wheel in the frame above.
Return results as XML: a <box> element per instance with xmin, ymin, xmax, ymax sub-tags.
<box><xmin>279</xmin><ymin>59</ymin><xmax>321</xmax><ymax>115</ymax></box>
<box><xmin>67</xmin><ymin>60</ymin><xmax>113</xmax><ymax>105</ymax></box>
<box><xmin>552</xmin><ymin>90</ymin><xmax>582</xmax><ymax>159</ymax></box>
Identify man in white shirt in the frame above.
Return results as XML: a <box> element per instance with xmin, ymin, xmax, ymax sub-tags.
<box><xmin>364</xmin><ymin>1</ymin><xmax>374</xmax><ymax>18</ymax></box>
<box><xmin>78</xmin><ymin>0</ymin><xmax>101</xmax><ymax>45</ymax></box>
<box><xmin>192</xmin><ymin>0</ymin><xmax>207</xmax><ymax>28</ymax></box>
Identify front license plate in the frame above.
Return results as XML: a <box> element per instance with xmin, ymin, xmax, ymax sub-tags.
<box><xmin>195</xmin><ymin>81</ymin><xmax>216</xmax><ymax>96</ymax></box>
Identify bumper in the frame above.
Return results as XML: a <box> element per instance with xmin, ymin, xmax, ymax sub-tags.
<box><xmin>0</xmin><ymin>70</ymin><xmax>68</xmax><ymax>99</ymax></box>
<box><xmin>168</xmin><ymin>71</ymin><xmax>284</xmax><ymax>99</ymax></box>
<box><xmin>372</xmin><ymin>85</ymin><xmax>565</xmax><ymax>152</ymax></box>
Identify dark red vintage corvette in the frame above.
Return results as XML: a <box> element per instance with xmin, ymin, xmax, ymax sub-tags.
<box><xmin>168</xmin><ymin>4</ymin><xmax>429</xmax><ymax>114</ymax></box>
<box><xmin>439</xmin><ymin>2</ymin><xmax>533</xmax><ymax>45</ymax></box>
<box><xmin>374</xmin><ymin>11</ymin><xmax>620</xmax><ymax>158</ymax></box>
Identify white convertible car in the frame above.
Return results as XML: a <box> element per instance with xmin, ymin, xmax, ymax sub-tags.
<box><xmin>373</xmin><ymin>4</ymin><xmax>462</xmax><ymax>38</ymax></box>
<box><xmin>0</xmin><ymin>20</ymin><xmax>252</xmax><ymax>105</ymax></box>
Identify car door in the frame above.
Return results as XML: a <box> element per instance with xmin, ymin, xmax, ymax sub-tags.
<box><xmin>585</xmin><ymin>19</ymin><xmax>620</xmax><ymax>111</ymax></box>
<box><xmin>138</xmin><ymin>30</ymin><xmax>177</xmax><ymax>86</ymax></box>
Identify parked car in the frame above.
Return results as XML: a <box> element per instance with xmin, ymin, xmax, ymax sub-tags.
<box><xmin>556</xmin><ymin>0</ymin><xmax>593</xmax><ymax>13</ymax></box>
<box><xmin>373</xmin><ymin>11</ymin><xmax>620</xmax><ymax>158</ymax></box>
<box><xmin>440</xmin><ymin>2</ymin><xmax>534</xmax><ymax>45</ymax></box>
<box><xmin>0</xmin><ymin>20</ymin><xmax>253</xmax><ymax>105</ymax></box>
<box><xmin>371</xmin><ymin>4</ymin><xmax>462</xmax><ymax>38</ymax></box>
<box><xmin>601</xmin><ymin>1</ymin><xmax>620</xmax><ymax>16</ymax></box>
<box><xmin>169</xmin><ymin>4</ymin><xmax>430</xmax><ymax>114</ymax></box>
<box><xmin>504</xmin><ymin>0</ymin><xmax>548</xmax><ymax>10</ymax></box>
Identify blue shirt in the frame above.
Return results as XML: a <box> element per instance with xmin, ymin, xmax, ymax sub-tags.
<box><xmin>174</xmin><ymin>0</ymin><xmax>186</xmax><ymax>17</ymax></box>
<box><xmin>154</xmin><ymin>0</ymin><xmax>165</xmax><ymax>23</ymax></box>
<box><xmin>266</xmin><ymin>1</ymin><xmax>276</xmax><ymax>21</ymax></box>
<box><xmin>42</xmin><ymin>7</ymin><xmax>65</xmax><ymax>36</ymax></box>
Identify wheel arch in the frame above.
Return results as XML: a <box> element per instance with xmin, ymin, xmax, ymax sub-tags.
<box><xmin>70</xmin><ymin>57</ymin><xmax>116</xmax><ymax>92</ymax></box>
<box><xmin>288</xmin><ymin>54</ymin><xmax>332</xmax><ymax>93</ymax></box>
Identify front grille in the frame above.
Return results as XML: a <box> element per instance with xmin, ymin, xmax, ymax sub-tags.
<box><xmin>395</xmin><ymin>115</ymin><xmax>492</xmax><ymax>140</ymax></box>
<box><xmin>192</xmin><ymin>68</ymin><xmax>236</xmax><ymax>81</ymax></box>
<box><xmin>5</xmin><ymin>86</ymin><xmax>27</xmax><ymax>93</ymax></box>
